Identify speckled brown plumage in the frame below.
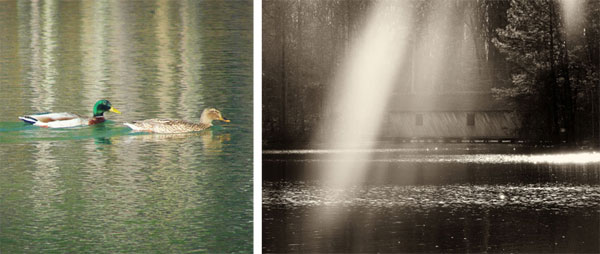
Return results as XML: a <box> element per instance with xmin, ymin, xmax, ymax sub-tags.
<box><xmin>124</xmin><ymin>108</ymin><xmax>229</xmax><ymax>133</ymax></box>
<box><xmin>126</xmin><ymin>119</ymin><xmax>211</xmax><ymax>133</ymax></box>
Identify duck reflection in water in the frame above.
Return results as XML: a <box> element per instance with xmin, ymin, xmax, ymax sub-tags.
<box><xmin>122</xmin><ymin>130</ymin><xmax>231</xmax><ymax>151</ymax></box>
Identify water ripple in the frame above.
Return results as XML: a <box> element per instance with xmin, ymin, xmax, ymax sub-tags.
<box><xmin>265</xmin><ymin>150</ymin><xmax>600</xmax><ymax>165</ymax></box>
<box><xmin>264</xmin><ymin>182</ymin><xmax>600</xmax><ymax>212</ymax></box>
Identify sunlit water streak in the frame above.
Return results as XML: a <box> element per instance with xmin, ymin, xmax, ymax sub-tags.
<box><xmin>264</xmin><ymin>180</ymin><xmax>600</xmax><ymax>253</ymax></box>
<box><xmin>265</xmin><ymin>148</ymin><xmax>441</xmax><ymax>154</ymax></box>
<box><xmin>264</xmin><ymin>182</ymin><xmax>600</xmax><ymax>212</ymax></box>
<box><xmin>265</xmin><ymin>149</ymin><xmax>600</xmax><ymax>164</ymax></box>
<box><xmin>264</xmin><ymin>143</ymin><xmax>600</xmax><ymax>252</ymax></box>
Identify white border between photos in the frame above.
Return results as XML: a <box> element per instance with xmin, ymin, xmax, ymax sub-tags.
<box><xmin>253</xmin><ymin>0</ymin><xmax>262</xmax><ymax>253</ymax></box>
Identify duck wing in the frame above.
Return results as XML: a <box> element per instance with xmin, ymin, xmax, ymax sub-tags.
<box><xmin>18</xmin><ymin>112</ymin><xmax>86</xmax><ymax>128</ymax></box>
<box><xmin>125</xmin><ymin>119</ymin><xmax>210</xmax><ymax>133</ymax></box>
<box><xmin>124</xmin><ymin>119</ymin><xmax>169</xmax><ymax>131</ymax></box>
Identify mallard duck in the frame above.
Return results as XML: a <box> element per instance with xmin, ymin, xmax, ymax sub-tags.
<box><xmin>18</xmin><ymin>99</ymin><xmax>121</xmax><ymax>128</ymax></box>
<box><xmin>124</xmin><ymin>108</ymin><xmax>229</xmax><ymax>133</ymax></box>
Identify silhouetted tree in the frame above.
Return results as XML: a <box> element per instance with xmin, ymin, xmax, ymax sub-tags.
<box><xmin>493</xmin><ymin>0</ymin><xmax>599</xmax><ymax>145</ymax></box>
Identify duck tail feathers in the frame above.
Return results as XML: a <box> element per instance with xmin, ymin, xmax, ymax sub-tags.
<box><xmin>124</xmin><ymin>122</ymin><xmax>142</xmax><ymax>131</ymax></box>
<box><xmin>19</xmin><ymin>116</ymin><xmax>38</xmax><ymax>125</ymax></box>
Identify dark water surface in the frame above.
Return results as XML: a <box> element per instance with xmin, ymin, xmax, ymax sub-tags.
<box><xmin>263</xmin><ymin>145</ymin><xmax>600</xmax><ymax>253</ymax></box>
<box><xmin>0</xmin><ymin>1</ymin><xmax>252</xmax><ymax>253</ymax></box>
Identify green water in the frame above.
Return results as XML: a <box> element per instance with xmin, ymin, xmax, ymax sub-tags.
<box><xmin>0</xmin><ymin>1</ymin><xmax>252</xmax><ymax>253</ymax></box>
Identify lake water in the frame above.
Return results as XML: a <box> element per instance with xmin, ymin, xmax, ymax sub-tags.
<box><xmin>263</xmin><ymin>144</ymin><xmax>600</xmax><ymax>253</ymax></box>
<box><xmin>0</xmin><ymin>1</ymin><xmax>252</xmax><ymax>253</ymax></box>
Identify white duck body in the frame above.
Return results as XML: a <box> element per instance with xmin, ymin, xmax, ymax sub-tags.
<box><xmin>18</xmin><ymin>112</ymin><xmax>92</xmax><ymax>128</ymax></box>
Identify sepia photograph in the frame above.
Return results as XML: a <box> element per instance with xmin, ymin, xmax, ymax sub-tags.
<box><xmin>0</xmin><ymin>0</ymin><xmax>253</xmax><ymax>253</ymax></box>
<box><xmin>263</xmin><ymin>0</ymin><xmax>599</xmax><ymax>253</ymax></box>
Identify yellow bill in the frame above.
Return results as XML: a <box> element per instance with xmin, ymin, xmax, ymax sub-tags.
<box><xmin>109</xmin><ymin>107</ymin><xmax>121</xmax><ymax>114</ymax></box>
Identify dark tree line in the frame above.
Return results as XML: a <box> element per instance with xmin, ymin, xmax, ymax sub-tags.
<box><xmin>263</xmin><ymin>0</ymin><xmax>599</xmax><ymax>148</ymax></box>
<box><xmin>263</xmin><ymin>0</ymin><xmax>370</xmax><ymax>147</ymax></box>
<box><xmin>493</xmin><ymin>0</ymin><xmax>600</xmax><ymax>145</ymax></box>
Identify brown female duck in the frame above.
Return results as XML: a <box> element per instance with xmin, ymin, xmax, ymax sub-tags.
<box><xmin>124</xmin><ymin>108</ymin><xmax>229</xmax><ymax>133</ymax></box>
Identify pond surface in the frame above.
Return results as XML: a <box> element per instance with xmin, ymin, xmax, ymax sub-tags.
<box><xmin>0</xmin><ymin>1</ymin><xmax>252</xmax><ymax>253</ymax></box>
<box><xmin>263</xmin><ymin>144</ymin><xmax>600</xmax><ymax>253</ymax></box>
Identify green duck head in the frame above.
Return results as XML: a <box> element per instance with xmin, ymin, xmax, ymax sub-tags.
<box><xmin>93</xmin><ymin>100</ymin><xmax>121</xmax><ymax>117</ymax></box>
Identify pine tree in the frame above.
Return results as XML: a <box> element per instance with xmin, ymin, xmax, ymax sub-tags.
<box><xmin>493</xmin><ymin>0</ymin><xmax>577</xmax><ymax>143</ymax></box>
